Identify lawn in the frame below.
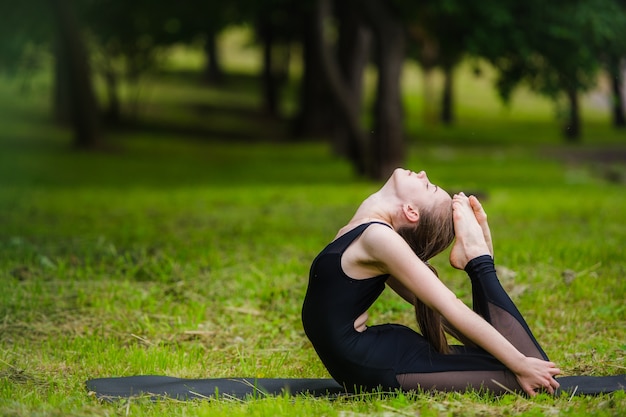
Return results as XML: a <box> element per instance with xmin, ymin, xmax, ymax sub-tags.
<box><xmin>0</xmin><ymin>36</ymin><xmax>625</xmax><ymax>416</ymax></box>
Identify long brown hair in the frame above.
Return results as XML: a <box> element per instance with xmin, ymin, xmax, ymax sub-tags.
<box><xmin>396</xmin><ymin>201</ymin><xmax>455</xmax><ymax>354</ymax></box>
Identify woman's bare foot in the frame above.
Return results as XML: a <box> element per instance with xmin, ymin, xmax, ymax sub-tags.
<box><xmin>450</xmin><ymin>193</ymin><xmax>492</xmax><ymax>270</ymax></box>
<box><xmin>469</xmin><ymin>195</ymin><xmax>494</xmax><ymax>257</ymax></box>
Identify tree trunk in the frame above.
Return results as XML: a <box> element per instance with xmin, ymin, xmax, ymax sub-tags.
<box><xmin>331</xmin><ymin>0</ymin><xmax>370</xmax><ymax>160</ymax></box>
<box><xmin>422</xmin><ymin>67</ymin><xmax>436</xmax><ymax>126</ymax></box>
<box><xmin>52</xmin><ymin>40</ymin><xmax>71</xmax><ymax>125</ymax></box>
<box><xmin>103</xmin><ymin>67</ymin><xmax>121</xmax><ymax>124</ymax></box>
<box><xmin>564</xmin><ymin>87</ymin><xmax>581</xmax><ymax>141</ymax></box>
<box><xmin>407</xmin><ymin>25</ymin><xmax>438</xmax><ymax>127</ymax></box>
<box><xmin>259</xmin><ymin>19</ymin><xmax>279</xmax><ymax>117</ymax></box>
<box><xmin>609</xmin><ymin>59</ymin><xmax>625</xmax><ymax>128</ymax></box>
<box><xmin>441</xmin><ymin>64</ymin><xmax>454</xmax><ymax>126</ymax></box>
<box><xmin>273</xmin><ymin>44</ymin><xmax>291</xmax><ymax>87</ymax></box>
<box><xmin>361</xmin><ymin>0</ymin><xmax>406</xmax><ymax>180</ymax></box>
<box><xmin>203</xmin><ymin>29</ymin><xmax>223</xmax><ymax>85</ymax></box>
<box><xmin>308</xmin><ymin>0</ymin><xmax>369</xmax><ymax>175</ymax></box>
<box><xmin>291</xmin><ymin>5</ymin><xmax>335</xmax><ymax>139</ymax></box>
<box><xmin>50</xmin><ymin>0</ymin><xmax>100</xmax><ymax>149</ymax></box>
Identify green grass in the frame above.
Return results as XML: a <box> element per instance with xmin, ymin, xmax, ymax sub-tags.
<box><xmin>1</xmin><ymin>36</ymin><xmax>625</xmax><ymax>415</ymax></box>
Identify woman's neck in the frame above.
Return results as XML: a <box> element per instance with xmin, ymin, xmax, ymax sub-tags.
<box><xmin>348</xmin><ymin>191</ymin><xmax>398</xmax><ymax>230</ymax></box>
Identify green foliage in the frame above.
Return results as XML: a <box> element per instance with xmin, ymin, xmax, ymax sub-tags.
<box><xmin>479</xmin><ymin>0</ymin><xmax>626</xmax><ymax>101</ymax></box>
<box><xmin>0</xmin><ymin>0</ymin><xmax>53</xmax><ymax>75</ymax></box>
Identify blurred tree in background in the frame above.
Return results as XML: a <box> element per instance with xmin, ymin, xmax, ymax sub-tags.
<box><xmin>0</xmin><ymin>0</ymin><xmax>101</xmax><ymax>148</ymax></box>
<box><xmin>470</xmin><ymin>0</ymin><xmax>626</xmax><ymax>141</ymax></box>
<box><xmin>0</xmin><ymin>0</ymin><xmax>625</xmax><ymax>178</ymax></box>
<box><xmin>604</xmin><ymin>0</ymin><xmax>626</xmax><ymax>128</ymax></box>
<box><xmin>402</xmin><ymin>1</ymin><xmax>473</xmax><ymax>126</ymax></box>
<box><xmin>85</xmin><ymin>0</ymin><xmax>240</xmax><ymax>122</ymax></box>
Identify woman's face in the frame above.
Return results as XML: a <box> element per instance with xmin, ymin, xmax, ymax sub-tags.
<box><xmin>391</xmin><ymin>168</ymin><xmax>452</xmax><ymax>211</ymax></box>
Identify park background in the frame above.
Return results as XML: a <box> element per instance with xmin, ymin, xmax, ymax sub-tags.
<box><xmin>1</xmin><ymin>1</ymin><xmax>625</xmax><ymax>416</ymax></box>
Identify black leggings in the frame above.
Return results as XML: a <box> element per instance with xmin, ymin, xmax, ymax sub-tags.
<box><xmin>396</xmin><ymin>255</ymin><xmax>549</xmax><ymax>394</ymax></box>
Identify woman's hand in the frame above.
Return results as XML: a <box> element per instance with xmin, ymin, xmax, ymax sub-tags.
<box><xmin>513</xmin><ymin>357</ymin><xmax>561</xmax><ymax>396</ymax></box>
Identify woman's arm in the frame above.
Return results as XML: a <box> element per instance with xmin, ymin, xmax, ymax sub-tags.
<box><xmin>386</xmin><ymin>276</ymin><xmax>415</xmax><ymax>304</ymax></box>
<box><xmin>360</xmin><ymin>224</ymin><xmax>560</xmax><ymax>396</ymax></box>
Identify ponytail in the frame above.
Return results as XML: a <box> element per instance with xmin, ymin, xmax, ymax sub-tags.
<box><xmin>414</xmin><ymin>263</ymin><xmax>450</xmax><ymax>354</ymax></box>
<box><xmin>397</xmin><ymin>202</ymin><xmax>454</xmax><ymax>354</ymax></box>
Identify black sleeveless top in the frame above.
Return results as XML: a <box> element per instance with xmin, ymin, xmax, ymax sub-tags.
<box><xmin>301</xmin><ymin>222</ymin><xmax>391</xmax><ymax>385</ymax></box>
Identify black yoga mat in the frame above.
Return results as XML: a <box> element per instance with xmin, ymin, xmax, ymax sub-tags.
<box><xmin>86</xmin><ymin>374</ymin><xmax>626</xmax><ymax>401</ymax></box>
<box><xmin>87</xmin><ymin>376</ymin><xmax>345</xmax><ymax>400</ymax></box>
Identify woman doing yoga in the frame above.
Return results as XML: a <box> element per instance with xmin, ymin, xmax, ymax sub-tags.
<box><xmin>302</xmin><ymin>168</ymin><xmax>561</xmax><ymax>396</ymax></box>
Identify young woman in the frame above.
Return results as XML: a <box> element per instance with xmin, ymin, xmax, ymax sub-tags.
<box><xmin>302</xmin><ymin>168</ymin><xmax>561</xmax><ymax>396</ymax></box>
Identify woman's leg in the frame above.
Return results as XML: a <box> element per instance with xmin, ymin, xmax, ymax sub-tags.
<box><xmin>448</xmin><ymin>194</ymin><xmax>548</xmax><ymax>360</ymax></box>
<box><xmin>382</xmin><ymin>324</ymin><xmax>524</xmax><ymax>394</ymax></box>
<box><xmin>465</xmin><ymin>255</ymin><xmax>549</xmax><ymax>361</ymax></box>
<box><xmin>465</xmin><ymin>195</ymin><xmax>549</xmax><ymax>360</ymax></box>
<box><xmin>394</xmin><ymin>338</ymin><xmax>525</xmax><ymax>394</ymax></box>
<box><xmin>441</xmin><ymin>255</ymin><xmax>549</xmax><ymax>359</ymax></box>
<box><xmin>397</xmin><ymin>368</ymin><xmax>520</xmax><ymax>394</ymax></box>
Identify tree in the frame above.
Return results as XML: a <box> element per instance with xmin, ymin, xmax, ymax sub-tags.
<box><xmin>309</xmin><ymin>0</ymin><xmax>370</xmax><ymax>174</ymax></box>
<box><xmin>607</xmin><ymin>57</ymin><xmax>626</xmax><ymax>128</ymax></box>
<box><xmin>0</xmin><ymin>2</ymin><xmax>50</xmax><ymax>79</ymax></box>
<box><xmin>292</xmin><ymin>0</ymin><xmax>344</xmax><ymax>140</ymax></box>
<box><xmin>403</xmin><ymin>1</ymin><xmax>471</xmax><ymax>126</ymax></box>
<box><xmin>602</xmin><ymin>0</ymin><xmax>626</xmax><ymax>128</ymax></box>
<box><xmin>169</xmin><ymin>1</ymin><xmax>242</xmax><ymax>85</ymax></box>
<box><xmin>0</xmin><ymin>0</ymin><xmax>101</xmax><ymax>148</ymax></box>
<box><xmin>331</xmin><ymin>0</ymin><xmax>372</xmax><ymax>158</ymax></box>
<box><xmin>86</xmin><ymin>0</ymin><xmax>243</xmax><ymax>123</ymax></box>
<box><xmin>246</xmin><ymin>0</ymin><xmax>303</xmax><ymax>118</ymax></box>
<box><xmin>1</xmin><ymin>2</ymin><xmax>72</xmax><ymax>130</ymax></box>
<box><xmin>51</xmin><ymin>0</ymin><xmax>101</xmax><ymax>148</ymax></box>
<box><xmin>403</xmin><ymin>0</ymin><xmax>626</xmax><ymax>140</ymax></box>
<box><xmin>85</xmin><ymin>0</ymin><xmax>173</xmax><ymax>123</ymax></box>
<box><xmin>470</xmin><ymin>0</ymin><xmax>625</xmax><ymax>141</ymax></box>
<box><xmin>361</xmin><ymin>0</ymin><xmax>407</xmax><ymax>178</ymax></box>
<box><xmin>307</xmin><ymin>0</ymin><xmax>408</xmax><ymax>179</ymax></box>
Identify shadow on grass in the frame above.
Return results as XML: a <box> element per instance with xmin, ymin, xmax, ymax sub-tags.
<box><xmin>109</xmin><ymin>103</ymin><xmax>291</xmax><ymax>143</ymax></box>
<box><xmin>104</xmin><ymin>70</ymin><xmax>297</xmax><ymax>143</ymax></box>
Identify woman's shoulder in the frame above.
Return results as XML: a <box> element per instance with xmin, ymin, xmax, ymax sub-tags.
<box><xmin>359</xmin><ymin>222</ymin><xmax>413</xmax><ymax>261</ymax></box>
<box><xmin>335</xmin><ymin>220</ymin><xmax>393</xmax><ymax>240</ymax></box>
<box><xmin>359</xmin><ymin>221</ymin><xmax>402</xmax><ymax>247</ymax></box>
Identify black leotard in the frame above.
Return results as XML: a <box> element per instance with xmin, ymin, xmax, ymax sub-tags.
<box><xmin>302</xmin><ymin>222</ymin><xmax>396</xmax><ymax>389</ymax></box>
<box><xmin>302</xmin><ymin>222</ymin><xmax>549</xmax><ymax>393</ymax></box>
